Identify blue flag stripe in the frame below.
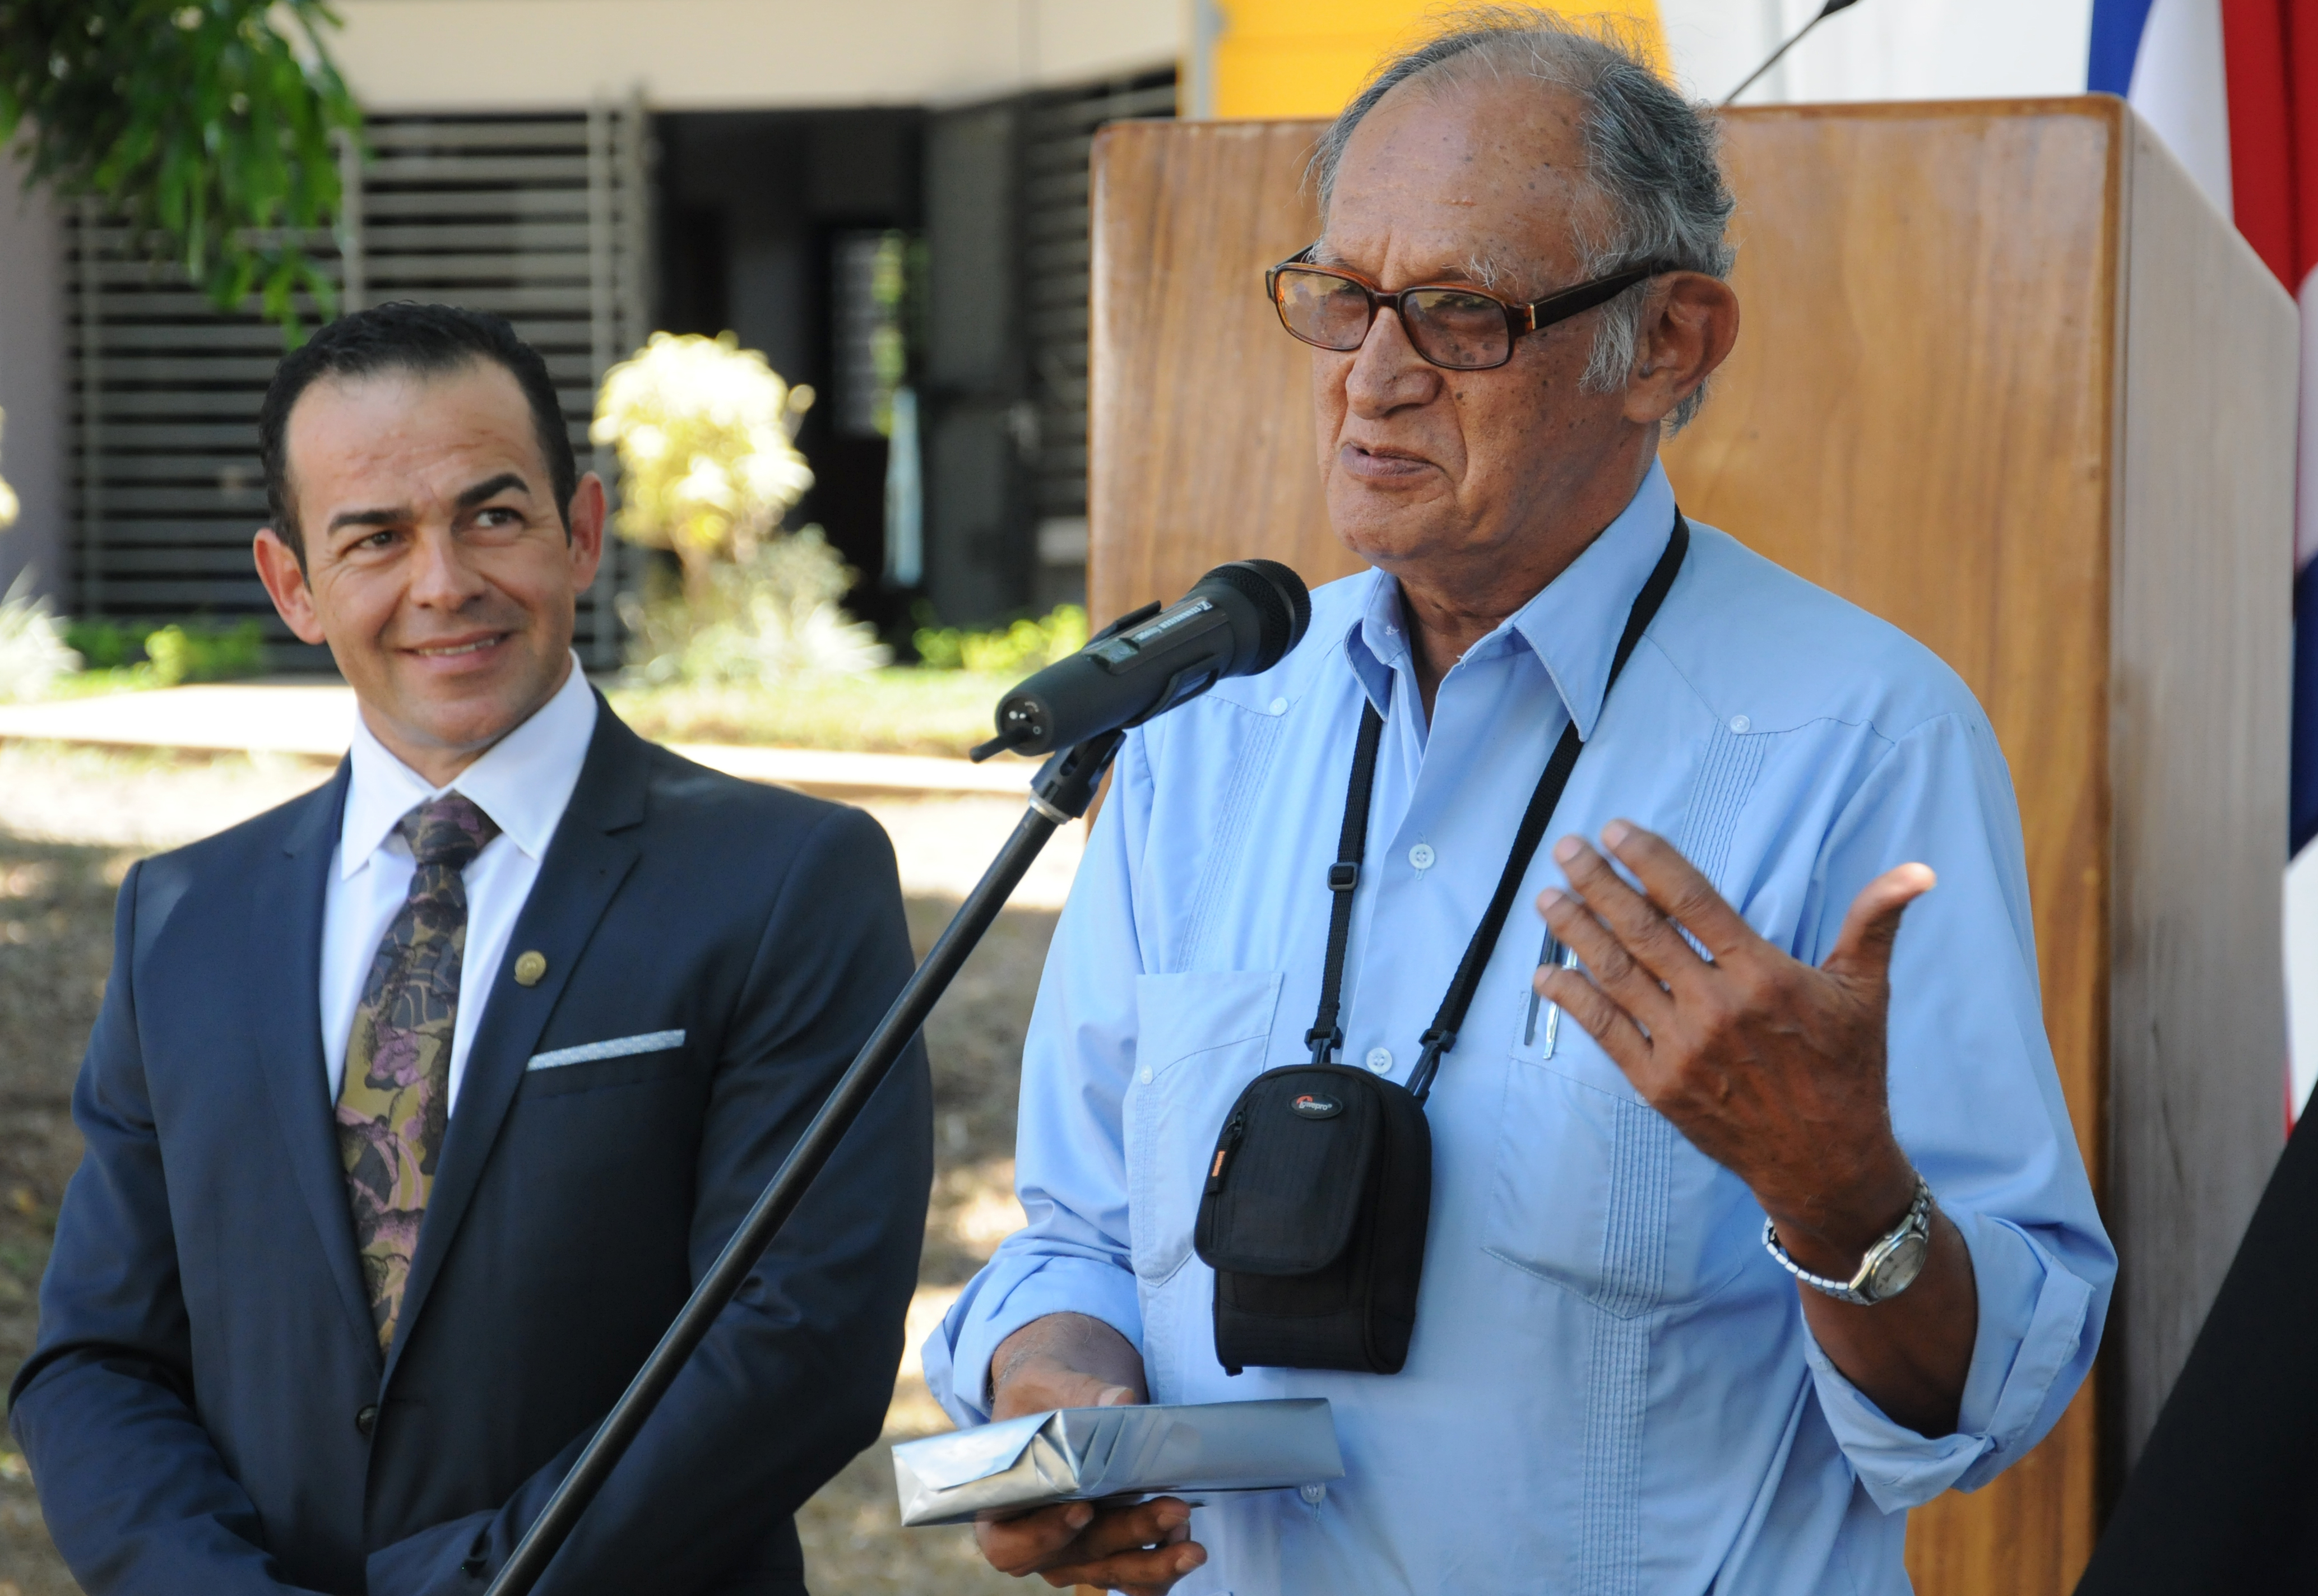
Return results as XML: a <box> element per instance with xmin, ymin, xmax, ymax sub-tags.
<box><xmin>2087</xmin><ymin>0</ymin><xmax>2155</xmax><ymax>95</ymax></box>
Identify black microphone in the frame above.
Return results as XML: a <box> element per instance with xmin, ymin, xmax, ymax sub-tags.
<box><xmin>973</xmin><ymin>559</ymin><xmax>1312</xmax><ymax>760</ymax></box>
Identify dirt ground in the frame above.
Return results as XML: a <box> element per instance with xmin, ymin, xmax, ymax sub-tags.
<box><xmin>0</xmin><ymin>742</ymin><xmax>1062</xmax><ymax>1595</ymax></box>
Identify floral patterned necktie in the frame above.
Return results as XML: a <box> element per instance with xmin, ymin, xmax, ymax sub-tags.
<box><xmin>336</xmin><ymin>793</ymin><xmax>500</xmax><ymax>1353</ymax></box>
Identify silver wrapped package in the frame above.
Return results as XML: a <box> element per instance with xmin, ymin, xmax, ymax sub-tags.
<box><xmin>892</xmin><ymin>1399</ymin><xmax>1343</xmax><ymax>1528</ymax></box>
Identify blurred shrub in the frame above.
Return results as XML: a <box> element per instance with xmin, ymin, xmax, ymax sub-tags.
<box><xmin>0</xmin><ymin>408</ymin><xmax>18</xmax><ymax>531</ymax></box>
<box><xmin>63</xmin><ymin>618</ymin><xmax>265</xmax><ymax>685</ymax></box>
<box><xmin>913</xmin><ymin>605</ymin><xmax>1088</xmax><ymax>675</ymax></box>
<box><xmin>0</xmin><ymin>572</ymin><xmax>81</xmax><ymax>703</ymax></box>
<box><xmin>143</xmin><ymin>623</ymin><xmax>265</xmax><ymax>685</ymax></box>
<box><xmin>620</xmin><ymin>527</ymin><xmax>889</xmax><ymax>685</ymax></box>
<box><xmin>591</xmin><ymin>333</ymin><xmax>815</xmax><ymax>609</ymax></box>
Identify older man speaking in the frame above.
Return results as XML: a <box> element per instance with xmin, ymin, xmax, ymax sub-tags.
<box><xmin>926</xmin><ymin>13</ymin><xmax>2112</xmax><ymax>1594</ymax></box>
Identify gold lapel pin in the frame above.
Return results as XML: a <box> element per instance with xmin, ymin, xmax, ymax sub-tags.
<box><xmin>513</xmin><ymin>950</ymin><xmax>548</xmax><ymax>987</ymax></box>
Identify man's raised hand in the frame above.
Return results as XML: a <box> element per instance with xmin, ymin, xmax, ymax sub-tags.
<box><xmin>1533</xmin><ymin>820</ymin><xmax>1978</xmax><ymax>1438</ymax></box>
<box><xmin>1532</xmin><ymin>818</ymin><xmax>1931</xmax><ymax>1258</ymax></box>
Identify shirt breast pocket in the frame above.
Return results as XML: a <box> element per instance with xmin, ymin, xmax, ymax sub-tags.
<box><xmin>1484</xmin><ymin>990</ymin><xmax>1755</xmax><ymax>1316</ymax></box>
<box><xmin>1124</xmin><ymin>969</ymin><xmax>1283</xmax><ymax>1289</ymax></box>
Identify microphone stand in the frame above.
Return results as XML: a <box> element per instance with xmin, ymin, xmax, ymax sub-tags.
<box><xmin>483</xmin><ymin>727</ymin><xmax>1126</xmax><ymax>1596</ymax></box>
<box><xmin>1719</xmin><ymin>0</ymin><xmax>1863</xmax><ymax>108</ymax></box>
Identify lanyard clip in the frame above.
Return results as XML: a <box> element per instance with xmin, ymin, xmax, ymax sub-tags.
<box><xmin>1326</xmin><ymin>862</ymin><xmax>1359</xmax><ymax>894</ymax></box>
<box><xmin>1409</xmin><ymin>1028</ymin><xmax>1455</xmax><ymax>1101</ymax></box>
<box><xmin>1305</xmin><ymin>1026</ymin><xmax>1342</xmax><ymax>1067</ymax></box>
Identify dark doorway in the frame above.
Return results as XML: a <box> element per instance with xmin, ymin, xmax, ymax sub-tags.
<box><xmin>920</xmin><ymin>68</ymin><xmax>1176</xmax><ymax>629</ymax></box>
<box><xmin>654</xmin><ymin>109</ymin><xmax>924</xmax><ymax>636</ymax></box>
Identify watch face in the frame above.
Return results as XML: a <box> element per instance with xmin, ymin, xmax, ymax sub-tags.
<box><xmin>1865</xmin><ymin>1231</ymin><xmax>1931</xmax><ymax>1302</ymax></box>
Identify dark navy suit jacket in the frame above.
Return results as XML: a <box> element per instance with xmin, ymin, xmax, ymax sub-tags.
<box><xmin>11</xmin><ymin>702</ymin><xmax>933</xmax><ymax>1594</ymax></box>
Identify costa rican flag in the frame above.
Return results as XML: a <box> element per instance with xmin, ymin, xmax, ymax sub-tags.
<box><xmin>2091</xmin><ymin>1</ymin><xmax>2318</xmax><ymax>1122</ymax></box>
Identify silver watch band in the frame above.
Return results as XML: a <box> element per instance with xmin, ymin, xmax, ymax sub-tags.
<box><xmin>1761</xmin><ymin>1177</ymin><xmax>1935</xmax><ymax>1306</ymax></box>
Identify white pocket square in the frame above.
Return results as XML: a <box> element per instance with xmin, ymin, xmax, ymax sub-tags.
<box><xmin>526</xmin><ymin>1030</ymin><xmax>686</xmax><ymax>1071</ymax></box>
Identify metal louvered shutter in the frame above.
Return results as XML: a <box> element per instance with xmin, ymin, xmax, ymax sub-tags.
<box><xmin>64</xmin><ymin>104</ymin><xmax>651</xmax><ymax>670</ymax></box>
<box><xmin>1020</xmin><ymin>69</ymin><xmax>1175</xmax><ymax>607</ymax></box>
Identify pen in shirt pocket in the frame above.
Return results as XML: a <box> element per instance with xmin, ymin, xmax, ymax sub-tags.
<box><xmin>1526</xmin><ymin>932</ymin><xmax>1580</xmax><ymax>1052</ymax></box>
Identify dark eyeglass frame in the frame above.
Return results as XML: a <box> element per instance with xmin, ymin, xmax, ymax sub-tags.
<box><xmin>1263</xmin><ymin>245</ymin><xmax>1679</xmax><ymax>371</ymax></box>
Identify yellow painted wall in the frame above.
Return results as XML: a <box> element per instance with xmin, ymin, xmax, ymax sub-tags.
<box><xmin>1209</xmin><ymin>0</ymin><xmax>1667</xmax><ymax>119</ymax></box>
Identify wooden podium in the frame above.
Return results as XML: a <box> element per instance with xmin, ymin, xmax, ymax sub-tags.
<box><xmin>1086</xmin><ymin>99</ymin><xmax>2296</xmax><ymax>1592</ymax></box>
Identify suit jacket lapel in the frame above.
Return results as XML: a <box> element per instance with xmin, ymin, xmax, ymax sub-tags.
<box><xmin>385</xmin><ymin>703</ymin><xmax>649</xmax><ymax>1384</ymax></box>
<box><xmin>249</xmin><ymin>763</ymin><xmax>381</xmax><ymax>1360</ymax></box>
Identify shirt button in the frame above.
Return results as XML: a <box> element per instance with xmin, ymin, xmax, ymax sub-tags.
<box><xmin>1268</xmin><ymin>696</ymin><xmax>1288</xmax><ymax>716</ymax></box>
<box><xmin>1408</xmin><ymin>843</ymin><xmax>1436</xmax><ymax>871</ymax></box>
<box><xmin>1729</xmin><ymin>713</ymin><xmax>1751</xmax><ymax>734</ymax></box>
<box><xmin>1365</xmin><ymin>1047</ymin><xmax>1393</xmax><ymax>1074</ymax></box>
<box><xmin>1138</xmin><ymin>1066</ymin><xmax>1153</xmax><ymax>1085</ymax></box>
<box><xmin>355</xmin><ymin>1403</ymin><xmax>379</xmax><ymax>1438</ymax></box>
<box><xmin>1301</xmin><ymin>1482</ymin><xmax>1328</xmax><ymax>1506</ymax></box>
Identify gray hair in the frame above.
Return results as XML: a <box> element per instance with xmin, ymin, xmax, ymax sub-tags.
<box><xmin>1313</xmin><ymin>9</ymin><xmax>1736</xmax><ymax>431</ymax></box>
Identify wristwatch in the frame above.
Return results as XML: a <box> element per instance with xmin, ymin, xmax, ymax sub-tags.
<box><xmin>1761</xmin><ymin>1177</ymin><xmax>1935</xmax><ymax>1306</ymax></box>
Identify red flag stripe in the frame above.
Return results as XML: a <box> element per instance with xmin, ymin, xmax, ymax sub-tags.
<box><xmin>2295</xmin><ymin>0</ymin><xmax>2318</xmax><ymax>285</ymax></box>
<box><xmin>2222</xmin><ymin>0</ymin><xmax>2301</xmax><ymax>286</ymax></box>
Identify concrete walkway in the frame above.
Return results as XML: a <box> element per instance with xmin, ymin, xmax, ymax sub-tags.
<box><xmin>0</xmin><ymin>685</ymin><xmax>1087</xmax><ymax>908</ymax></box>
<box><xmin>0</xmin><ymin>682</ymin><xmax>1035</xmax><ymax>798</ymax></box>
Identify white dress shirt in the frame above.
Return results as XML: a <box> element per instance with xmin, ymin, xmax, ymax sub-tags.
<box><xmin>319</xmin><ymin>656</ymin><xmax>598</xmax><ymax>1110</ymax></box>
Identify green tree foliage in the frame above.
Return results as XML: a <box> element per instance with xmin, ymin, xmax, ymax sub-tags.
<box><xmin>0</xmin><ymin>0</ymin><xmax>361</xmax><ymax>337</ymax></box>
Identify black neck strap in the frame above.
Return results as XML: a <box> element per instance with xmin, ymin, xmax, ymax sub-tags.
<box><xmin>1306</xmin><ymin>512</ymin><xmax>1691</xmax><ymax>1101</ymax></box>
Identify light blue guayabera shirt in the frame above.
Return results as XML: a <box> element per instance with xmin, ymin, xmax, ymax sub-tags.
<box><xmin>925</xmin><ymin>462</ymin><xmax>2113</xmax><ymax>1594</ymax></box>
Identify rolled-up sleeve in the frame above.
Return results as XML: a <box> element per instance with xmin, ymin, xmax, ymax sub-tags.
<box><xmin>1806</xmin><ymin>1210</ymin><xmax>2097</xmax><ymax>1507</ymax></box>
<box><xmin>1789</xmin><ymin>712</ymin><xmax>2113</xmax><ymax>1511</ymax></box>
<box><xmin>925</xmin><ymin>735</ymin><xmax>1157</xmax><ymax>1427</ymax></box>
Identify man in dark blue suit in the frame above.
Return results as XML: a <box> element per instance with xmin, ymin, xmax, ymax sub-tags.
<box><xmin>10</xmin><ymin>303</ymin><xmax>933</xmax><ymax>1594</ymax></box>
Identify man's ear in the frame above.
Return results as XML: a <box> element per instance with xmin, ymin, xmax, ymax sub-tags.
<box><xmin>253</xmin><ymin>528</ymin><xmax>330</xmax><ymax>645</ymax></box>
<box><xmin>1621</xmin><ymin>273</ymin><xmax>1741</xmax><ymax>428</ymax></box>
<box><xmin>564</xmin><ymin>472</ymin><xmax>608</xmax><ymax>590</ymax></box>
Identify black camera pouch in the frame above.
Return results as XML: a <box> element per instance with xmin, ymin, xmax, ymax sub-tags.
<box><xmin>1182</xmin><ymin>513</ymin><xmax>1688</xmax><ymax>1379</ymax></box>
<box><xmin>1193</xmin><ymin>1063</ymin><xmax>1432</xmax><ymax>1375</ymax></box>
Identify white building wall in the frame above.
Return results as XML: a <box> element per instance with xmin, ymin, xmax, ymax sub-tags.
<box><xmin>1657</xmin><ymin>0</ymin><xmax>2095</xmax><ymax>108</ymax></box>
<box><xmin>0</xmin><ymin>168</ymin><xmax>64</xmax><ymax>604</ymax></box>
<box><xmin>331</xmin><ymin>0</ymin><xmax>1180</xmax><ymax>112</ymax></box>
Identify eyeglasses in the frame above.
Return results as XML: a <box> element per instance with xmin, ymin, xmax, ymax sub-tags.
<box><xmin>1264</xmin><ymin>247</ymin><xmax>1675</xmax><ymax>372</ymax></box>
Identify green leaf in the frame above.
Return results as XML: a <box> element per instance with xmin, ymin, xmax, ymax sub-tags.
<box><xmin>0</xmin><ymin>0</ymin><xmax>362</xmax><ymax>343</ymax></box>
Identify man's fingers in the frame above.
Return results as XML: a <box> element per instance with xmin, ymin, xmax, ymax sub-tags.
<box><xmin>1822</xmin><ymin>863</ymin><xmax>1935</xmax><ymax>985</ymax></box>
<box><xmin>1044</xmin><ymin>1535</ymin><xmax>1207</xmax><ymax>1594</ymax></box>
<box><xmin>1600</xmin><ymin>819</ymin><xmax>1761</xmax><ymax>963</ymax></box>
<box><xmin>1536</xmin><ymin>962</ymin><xmax>1653</xmax><ymax>1075</ymax></box>
<box><xmin>1014</xmin><ymin>1498</ymin><xmax>1205</xmax><ymax>1595</ymax></box>
<box><xmin>979</xmin><ymin>1496</ymin><xmax>1195</xmax><ymax>1582</ymax></box>
<box><xmin>1536</xmin><ymin>885</ymin><xmax>1675</xmax><ymax>1035</ymax></box>
<box><xmin>990</xmin><ymin>1351</ymin><xmax>1139</xmax><ymax>1419</ymax></box>
<box><xmin>976</xmin><ymin>1502</ymin><xmax>1096</xmax><ymax>1575</ymax></box>
<box><xmin>985</xmin><ymin>1313</ymin><xmax>1148</xmax><ymax>1418</ymax></box>
<box><xmin>1549</xmin><ymin>833</ymin><xmax>1706</xmax><ymax>993</ymax></box>
<box><xmin>1067</xmin><ymin>1497</ymin><xmax>1193</xmax><ymax>1560</ymax></box>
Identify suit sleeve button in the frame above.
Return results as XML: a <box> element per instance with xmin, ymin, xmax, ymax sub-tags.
<box><xmin>355</xmin><ymin>1403</ymin><xmax>379</xmax><ymax>1437</ymax></box>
